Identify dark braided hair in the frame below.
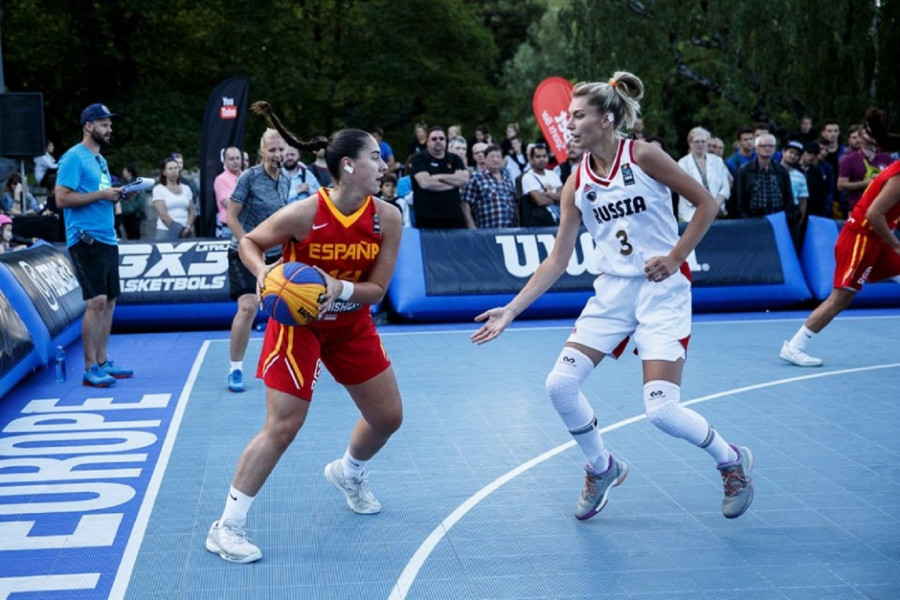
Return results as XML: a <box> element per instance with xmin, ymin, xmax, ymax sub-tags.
<box><xmin>251</xmin><ymin>101</ymin><xmax>373</xmax><ymax>183</ymax></box>
<box><xmin>863</xmin><ymin>107</ymin><xmax>900</xmax><ymax>153</ymax></box>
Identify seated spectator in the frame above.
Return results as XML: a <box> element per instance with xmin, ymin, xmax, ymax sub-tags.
<box><xmin>520</xmin><ymin>143</ymin><xmax>563</xmax><ymax>227</ymax></box>
<box><xmin>33</xmin><ymin>140</ymin><xmax>58</xmax><ymax>188</ymax></box>
<box><xmin>734</xmin><ymin>133</ymin><xmax>797</xmax><ymax>224</ymax></box>
<box><xmin>726</xmin><ymin>127</ymin><xmax>755</xmax><ymax>177</ymax></box>
<box><xmin>504</xmin><ymin>136</ymin><xmax>529</xmax><ymax>183</ymax></box>
<box><xmin>707</xmin><ymin>136</ymin><xmax>726</xmax><ymax>158</ymax></box>
<box><xmin>676</xmin><ymin>126</ymin><xmax>731</xmax><ymax>221</ymax></box>
<box><xmin>837</xmin><ymin>127</ymin><xmax>894</xmax><ymax>215</ymax></box>
<box><xmin>1</xmin><ymin>172</ymin><xmax>42</xmax><ymax>216</ymax></box>
<box><xmin>462</xmin><ymin>144</ymin><xmax>517</xmax><ymax>229</ymax></box>
<box><xmin>448</xmin><ymin>136</ymin><xmax>469</xmax><ymax>169</ymax></box>
<box><xmin>153</xmin><ymin>156</ymin><xmax>195</xmax><ymax>239</ymax></box>
<box><xmin>0</xmin><ymin>214</ymin><xmax>34</xmax><ymax>253</ymax></box>
<box><xmin>372</xmin><ymin>127</ymin><xmax>398</xmax><ymax>174</ymax></box>
<box><xmin>377</xmin><ymin>173</ymin><xmax>411</xmax><ymax>227</ymax></box>
<box><xmin>555</xmin><ymin>138</ymin><xmax>583</xmax><ymax>186</ymax></box>
<box><xmin>307</xmin><ymin>146</ymin><xmax>332</xmax><ymax>188</ymax></box>
<box><xmin>500</xmin><ymin>122</ymin><xmax>521</xmax><ymax>156</ymax></box>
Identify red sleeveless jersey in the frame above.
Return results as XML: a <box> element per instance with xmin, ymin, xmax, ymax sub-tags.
<box><xmin>284</xmin><ymin>188</ymin><xmax>382</xmax><ymax>322</ymax></box>
<box><xmin>846</xmin><ymin>159</ymin><xmax>900</xmax><ymax>231</ymax></box>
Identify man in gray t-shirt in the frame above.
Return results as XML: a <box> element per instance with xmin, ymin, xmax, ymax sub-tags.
<box><xmin>225</xmin><ymin>132</ymin><xmax>289</xmax><ymax>393</ymax></box>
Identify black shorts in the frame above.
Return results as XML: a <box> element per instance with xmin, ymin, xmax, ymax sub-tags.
<box><xmin>228</xmin><ymin>247</ymin><xmax>279</xmax><ymax>300</ymax></box>
<box><xmin>69</xmin><ymin>240</ymin><xmax>121</xmax><ymax>300</ymax></box>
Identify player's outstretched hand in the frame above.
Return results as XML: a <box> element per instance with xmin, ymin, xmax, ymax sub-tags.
<box><xmin>471</xmin><ymin>306</ymin><xmax>515</xmax><ymax>345</ymax></box>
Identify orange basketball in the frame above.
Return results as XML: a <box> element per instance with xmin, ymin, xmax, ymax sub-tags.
<box><xmin>260</xmin><ymin>262</ymin><xmax>326</xmax><ymax>326</ymax></box>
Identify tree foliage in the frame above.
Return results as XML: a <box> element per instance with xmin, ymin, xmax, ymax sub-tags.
<box><xmin>1</xmin><ymin>0</ymin><xmax>897</xmax><ymax>174</ymax></box>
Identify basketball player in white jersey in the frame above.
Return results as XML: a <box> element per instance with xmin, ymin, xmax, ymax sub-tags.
<box><xmin>471</xmin><ymin>71</ymin><xmax>754</xmax><ymax>521</ymax></box>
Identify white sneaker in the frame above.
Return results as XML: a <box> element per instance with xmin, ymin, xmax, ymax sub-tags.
<box><xmin>779</xmin><ymin>341</ymin><xmax>823</xmax><ymax>367</ymax></box>
<box><xmin>324</xmin><ymin>460</ymin><xmax>381</xmax><ymax>514</ymax></box>
<box><xmin>205</xmin><ymin>520</ymin><xmax>262</xmax><ymax>563</ymax></box>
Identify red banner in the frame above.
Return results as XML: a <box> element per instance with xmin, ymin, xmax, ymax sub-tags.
<box><xmin>532</xmin><ymin>77</ymin><xmax>574</xmax><ymax>164</ymax></box>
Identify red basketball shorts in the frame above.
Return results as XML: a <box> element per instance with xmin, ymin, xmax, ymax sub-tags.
<box><xmin>256</xmin><ymin>313</ymin><xmax>391</xmax><ymax>400</ymax></box>
<box><xmin>833</xmin><ymin>225</ymin><xmax>900</xmax><ymax>292</ymax></box>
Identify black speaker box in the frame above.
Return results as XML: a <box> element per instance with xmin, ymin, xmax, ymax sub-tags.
<box><xmin>0</xmin><ymin>93</ymin><xmax>46</xmax><ymax>158</ymax></box>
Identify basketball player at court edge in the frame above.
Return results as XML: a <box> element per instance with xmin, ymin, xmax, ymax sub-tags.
<box><xmin>779</xmin><ymin>106</ymin><xmax>900</xmax><ymax>367</ymax></box>
<box><xmin>206</xmin><ymin>101</ymin><xmax>404</xmax><ymax>563</ymax></box>
<box><xmin>472</xmin><ymin>71</ymin><xmax>754</xmax><ymax>521</ymax></box>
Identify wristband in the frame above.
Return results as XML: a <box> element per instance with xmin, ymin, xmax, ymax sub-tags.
<box><xmin>337</xmin><ymin>280</ymin><xmax>355</xmax><ymax>301</ymax></box>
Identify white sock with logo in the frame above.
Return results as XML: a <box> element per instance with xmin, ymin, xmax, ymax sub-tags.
<box><xmin>230</xmin><ymin>361</ymin><xmax>243</xmax><ymax>373</ymax></box>
<box><xmin>788</xmin><ymin>325</ymin><xmax>816</xmax><ymax>351</ymax></box>
<box><xmin>220</xmin><ymin>485</ymin><xmax>254</xmax><ymax>529</ymax></box>
<box><xmin>341</xmin><ymin>449</ymin><xmax>367</xmax><ymax>479</ymax></box>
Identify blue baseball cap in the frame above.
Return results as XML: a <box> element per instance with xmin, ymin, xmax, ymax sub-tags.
<box><xmin>80</xmin><ymin>103</ymin><xmax>117</xmax><ymax>125</ymax></box>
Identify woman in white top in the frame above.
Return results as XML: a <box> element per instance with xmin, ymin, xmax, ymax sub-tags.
<box><xmin>153</xmin><ymin>156</ymin><xmax>195</xmax><ymax>239</ymax></box>
<box><xmin>676</xmin><ymin>126</ymin><xmax>730</xmax><ymax>221</ymax></box>
<box><xmin>472</xmin><ymin>71</ymin><xmax>753</xmax><ymax>523</ymax></box>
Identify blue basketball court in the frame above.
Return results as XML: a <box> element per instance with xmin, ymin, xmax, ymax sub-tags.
<box><xmin>1</xmin><ymin>309</ymin><xmax>898</xmax><ymax>599</ymax></box>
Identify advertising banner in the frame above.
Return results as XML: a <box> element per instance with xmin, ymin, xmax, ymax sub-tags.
<box><xmin>198</xmin><ymin>76</ymin><xmax>251</xmax><ymax>237</ymax></box>
<box><xmin>117</xmin><ymin>239</ymin><xmax>230</xmax><ymax>304</ymax></box>
<box><xmin>532</xmin><ymin>77</ymin><xmax>574</xmax><ymax>165</ymax></box>
<box><xmin>0</xmin><ymin>244</ymin><xmax>84</xmax><ymax>338</ymax></box>
<box><xmin>420</xmin><ymin>219</ymin><xmax>785</xmax><ymax>296</ymax></box>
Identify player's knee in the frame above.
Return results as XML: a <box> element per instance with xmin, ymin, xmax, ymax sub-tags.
<box><xmin>546</xmin><ymin>371</ymin><xmax>581</xmax><ymax>415</ymax></box>
<box><xmin>267</xmin><ymin>415</ymin><xmax>305</xmax><ymax>450</ymax></box>
<box><xmin>643</xmin><ymin>380</ymin><xmax>682</xmax><ymax>434</ymax></box>
<box><xmin>546</xmin><ymin>347</ymin><xmax>594</xmax><ymax>415</ymax></box>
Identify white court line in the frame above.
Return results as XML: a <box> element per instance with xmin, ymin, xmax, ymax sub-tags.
<box><xmin>387</xmin><ymin>362</ymin><xmax>900</xmax><ymax>600</ymax></box>
<box><xmin>109</xmin><ymin>340</ymin><xmax>212</xmax><ymax>600</ymax></box>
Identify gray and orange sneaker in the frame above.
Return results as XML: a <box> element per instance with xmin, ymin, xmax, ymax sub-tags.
<box><xmin>718</xmin><ymin>444</ymin><xmax>754</xmax><ymax>519</ymax></box>
<box><xmin>574</xmin><ymin>454</ymin><xmax>628</xmax><ymax>521</ymax></box>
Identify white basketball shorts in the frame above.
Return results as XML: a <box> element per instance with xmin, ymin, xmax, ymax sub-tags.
<box><xmin>567</xmin><ymin>271</ymin><xmax>691</xmax><ymax>362</ymax></box>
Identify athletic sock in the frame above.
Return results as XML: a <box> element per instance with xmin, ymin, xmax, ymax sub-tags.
<box><xmin>569</xmin><ymin>415</ymin><xmax>610</xmax><ymax>472</ymax></box>
<box><xmin>700</xmin><ymin>428</ymin><xmax>739</xmax><ymax>465</ymax></box>
<box><xmin>230</xmin><ymin>360</ymin><xmax>243</xmax><ymax>373</ymax></box>
<box><xmin>788</xmin><ymin>325</ymin><xmax>816</xmax><ymax>351</ymax></box>
<box><xmin>220</xmin><ymin>485</ymin><xmax>254</xmax><ymax>529</ymax></box>
<box><xmin>341</xmin><ymin>449</ymin><xmax>367</xmax><ymax>478</ymax></box>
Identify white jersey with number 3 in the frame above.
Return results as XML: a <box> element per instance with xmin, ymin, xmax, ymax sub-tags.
<box><xmin>573</xmin><ymin>138</ymin><xmax>679</xmax><ymax>278</ymax></box>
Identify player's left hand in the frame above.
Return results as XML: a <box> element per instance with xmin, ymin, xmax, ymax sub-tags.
<box><xmin>644</xmin><ymin>255</ymin><xmax>679</xmax><ymax>282</ymax></box>
<box><xmin>471</xmin><ymin>306</ymin><xmax>515</xmax><ymax>345</ymax></box>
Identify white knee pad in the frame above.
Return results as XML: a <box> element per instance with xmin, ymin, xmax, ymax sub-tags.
<box><xmin>546</xmin><ymin>347</ymin><xmax>595</xmax><ymax>429</ymax></box>
<box><xmin>643</xmin><ymin>380</ymin><xmax>708</xmax><ymax>445</ymax></box>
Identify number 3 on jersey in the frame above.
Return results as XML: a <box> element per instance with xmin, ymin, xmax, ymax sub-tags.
<box><xmin>615</xmin><ymin>230</ymin><xmax>634</xmax><ymax>256</ymax></box>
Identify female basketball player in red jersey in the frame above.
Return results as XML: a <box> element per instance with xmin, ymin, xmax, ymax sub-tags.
<box><xmin>779</xmin><ymin>107</ymin><xmax>900</xmax><ymax>367</ymax></box>
<box><xmin>206</xmin><ymin>102</ymin><xmax>403</xmax><ymax>563</ymax></box>
<box><xmin>472</xmin><ymin>71</ymin><xmax>754</xmax><ymax>521</ymax></box>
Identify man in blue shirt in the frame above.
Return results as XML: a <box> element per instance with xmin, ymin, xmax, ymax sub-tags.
<box><xmin>55</xmin><ymin>103</ymin><xmax>133</xmax><ymax>387</ymax></box>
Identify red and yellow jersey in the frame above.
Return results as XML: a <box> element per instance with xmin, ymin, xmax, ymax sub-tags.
<box><xmin>846</xmin><ymin>159</ymin><xmax>900</xmax><ymax>232</ymax></box>
<box><xmin>284</xmin><ymin>188</ymin><xmax>382</xmax><ymax>321</ymax></box>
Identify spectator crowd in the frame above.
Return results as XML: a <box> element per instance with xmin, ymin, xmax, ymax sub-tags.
<box><xmin>2</xmin><ymin>112</ymin><xmax>897</xmax><ymax>253</ymax></box>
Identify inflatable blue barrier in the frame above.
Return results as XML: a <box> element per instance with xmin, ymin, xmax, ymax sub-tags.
<box><xmin>0</xmin><ymin>242</ymin><xmax>85</xmax><ymax>398</ymax></box>
<box><xmin>802</xmin><ymin>215</ymin><xmax>900</xmax><ymax>305</ymax></box>
<box><xmin>388</xmin><ymin>213</ymin><xmax>812</xmax><ymax>322</ymax></box>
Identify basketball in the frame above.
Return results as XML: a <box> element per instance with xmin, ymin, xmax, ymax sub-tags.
<box><xmin>260</xmin><ymin>262</ymin><xmax>326</xmax><ymax>326</ymax></box>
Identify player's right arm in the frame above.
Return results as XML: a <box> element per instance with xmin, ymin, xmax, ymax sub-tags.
<box><xmin>240</xmin><ymin>199</ymin><xmax>317</xmax><ymax>291</ymax></box>
<box><xmin>471</xmin><ymin>175</ymin><xmax>580</xmax><ymax>345</ymax></box>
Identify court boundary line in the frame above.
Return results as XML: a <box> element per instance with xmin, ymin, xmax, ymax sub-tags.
<box><xmin>203</xmin><ymin>311</ymin><xmax>900</xmax><ymax>342</ymax></box>
<box><xmin>109</xmin><ymin>340</ymin><xmax>212</xmax><ymax>600</ymax></box>
<box><xmin>387</xmin><ymin>362</ymin><xmax>900</xmax><ymax>600</ymax></box>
